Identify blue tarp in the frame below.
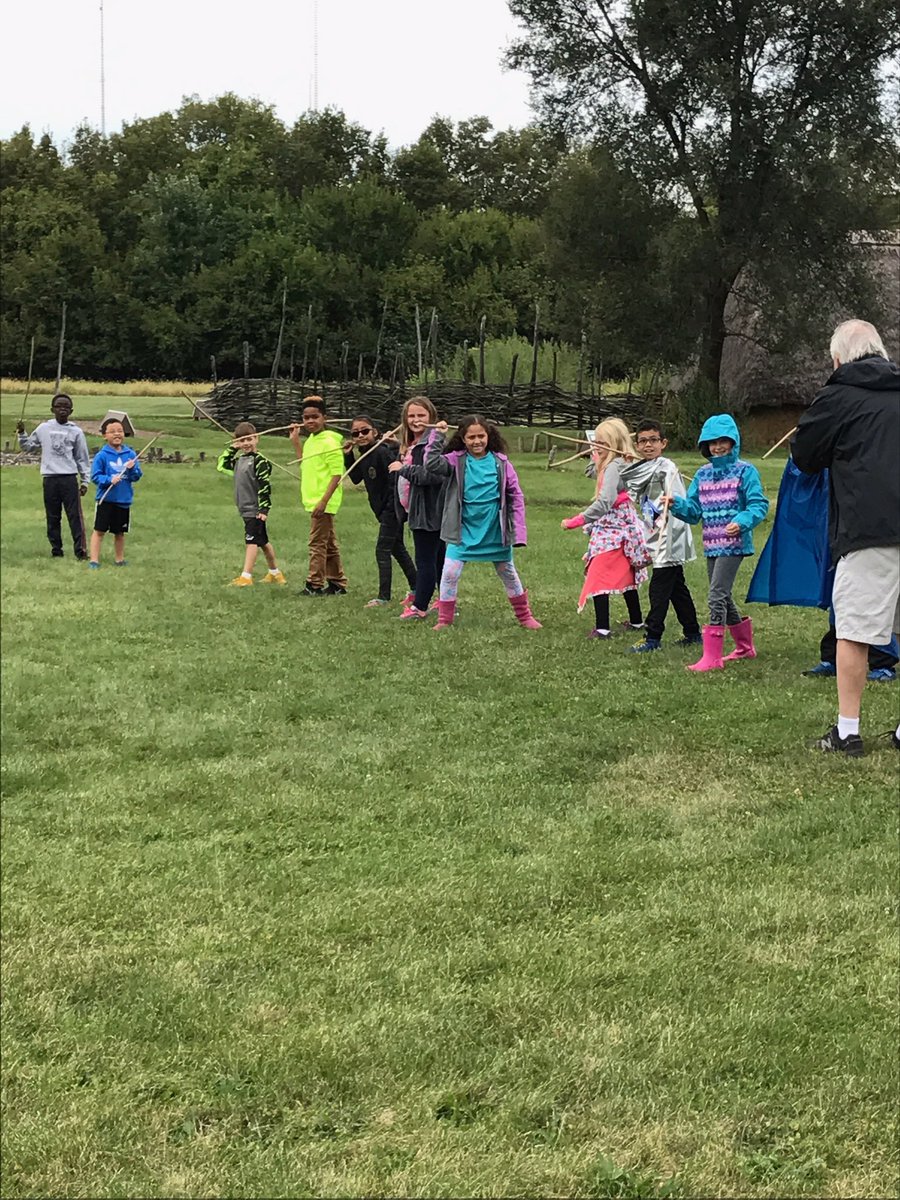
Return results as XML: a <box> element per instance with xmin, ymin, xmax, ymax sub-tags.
<box><xmin>746</xmin><ymin>460</ymin><xmax>833</xmax><ymax>609</ymax></box>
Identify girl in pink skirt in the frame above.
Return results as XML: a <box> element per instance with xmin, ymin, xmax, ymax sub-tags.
<box><xmin>561</xmin><ymin>418</ymin><xmax>650</xmax><ymax>638</ymax></box>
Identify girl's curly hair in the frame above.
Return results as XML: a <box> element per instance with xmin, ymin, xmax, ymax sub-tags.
<box><xmin>445</xmin><ymin>415</ymin><xmax>508</xmax><ymax>455</ymax></box>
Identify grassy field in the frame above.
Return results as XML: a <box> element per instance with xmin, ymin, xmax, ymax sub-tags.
<box><xmin>1</xmin><ymin>393</ymin><xmax>898</xmax><ymax>1199</ymax></box>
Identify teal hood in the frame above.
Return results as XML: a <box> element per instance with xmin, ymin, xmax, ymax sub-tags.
<box><xmin>698</xmin><ymin>413</ymin><xmax>741</xmax><ymax>463</ymax></box>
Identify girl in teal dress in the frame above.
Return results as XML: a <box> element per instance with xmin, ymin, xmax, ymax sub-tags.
<box><xmin>424</xmin><ymin>416</ymin><xmax>542</xmax><ymax>629</ymax></box>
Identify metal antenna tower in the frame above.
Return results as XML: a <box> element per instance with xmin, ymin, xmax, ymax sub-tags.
<box><xmin>99</xmin><ymin>0</ymin><xmax>107</xmax><ymax>134</ymax></box>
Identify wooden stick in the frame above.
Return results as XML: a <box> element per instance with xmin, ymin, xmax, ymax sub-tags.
<box><xmin>55</xmin><ymin>301</ymin><xmax>66</xmax><ymax>394</ymax></box>
<box><xmin>334</xmin><ymin>425</ymin><xmax>402</xmax><ymax>488</ymax></box>
<box><xmin>182</xmin><ymin>391</ymin><xmax>232</xmax><ymax>437</ymax></box>
<box><xmin>762</xmin><ymin>426</ymin><xmax>798</xmax><ymax>459</ymax></box>
<box><xmin>17</xmin><ymin>335</ymin><xmax>35</xmax><ymax>426</ymax></box>
<box><xmin>542</xmin><ymin>428</ymin><xmax>642</xmax><ymax>460</ymax></box>
<box><xmin>548</xmin><ymin>448</ymin><xmax>591</xmax><ymax>469</ymax></box>
<box><xmin>96</xmin><ymin>432</ymin><xmax>163</xmax><ymax>503</ymax></box>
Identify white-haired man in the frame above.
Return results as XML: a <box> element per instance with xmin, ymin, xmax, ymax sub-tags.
<box><xmin>793</xmin><ymin>319</ymin><xmax>900</xmax><ymax>756</ymax></box>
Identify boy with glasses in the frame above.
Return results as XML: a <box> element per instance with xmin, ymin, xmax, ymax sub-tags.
<box><xmin>343</xmin><ymin>415</ymin><xmax>417</xmax><ymax>607</ymax></box>
<box><xmin>622</xmin><ymin>419</ymin><xmax>702</xmax><ymax>652</ymax></box>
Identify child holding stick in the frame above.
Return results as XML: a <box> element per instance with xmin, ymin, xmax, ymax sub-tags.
<box><xmin>88</xmin><ymin>418</ymin><xmax>143</xmax><ymax>568</ymax></box>
<box><xmin>561</xmin><ymin>418</ymin><xmax>650</xmax><ymax>639</ymax></box>
<box><xmin>387</xmin><ymin>396</ymin><xmax>446</xmax><ymax>620</ymax></box>
<box><xmin>343</xmin><ymin>414</ymin><xmax>417</xmax><ymax>607</ymax></box>
<box><xmin>289</xmin><ymin>397</ymin><xmax>348</xmax><ymax>596</ymax></box>
<box><xmin>17</xmin><ymin>393</ymin><xmax>91</xmax><ymax>559</ymax></box>
<box><xmin>661</xmin><ymin>414</ymin><xmax>768</xmax><ymax>671</ymax></box>
<box><xmin>423</xmin><ymin>416</ymin><xmax>541</xmax><ymax>629</ymax></box>
<box><xmin>217</xmin><ymin>422</ymin><xmax>285</xmax><ymax>587</ymax></box>
<box><xmin>621</xmin><ymin>418</ymin><xmax>701</xmax><ymax>651</ymax></box>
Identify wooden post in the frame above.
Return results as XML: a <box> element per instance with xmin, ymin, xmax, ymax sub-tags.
<box><xmin>17</xmin><ymin>334</ymin><xmax>36</xmax><ymax>429</ymax></box>
<box><xmin>462</xmin><ymin>339</ymin><xmax>469</xmax><ymax>385</ymax></box>
<box><xmin>270</xmin><ymin>276</ymin><xmax>288</xmax><ymax>378</ymax></box>
<box><xmin>373</xmin><ymin>297</ymin><xmax>388</xmax><ymax>380</ymax></box>
<box><xmin>300</xmin><ymin>304</ymin><xmax>313</xmax><ymax>385</ymax></box>
<box><xmin>341</xmin><ymin>341</ymin><xmax>349</xmax><ymax>385</ymax></box>
<box><xmin>552</xmin><ymin>349</ymin><xmax>558</xmax><ymax>388</ymax></box>
<box><xmin>210</xmin><ymin>354</ymin><xmax>217</xmax><ymax>386</ymax></box>
<box><xmin>576</xmin><ymin>330</ymin><xmax>586</xmax><ymax>398</ymax></box>
<box><xmin>288</xmin><ymin>343</ymin><xmax>295</xmax><ymax>381</ymax></box>
<box><xmin>589</xmin><ymin>362</ymin><xmax>596</xmax><ymax>399</ymax></box>
<box><xmin>357</xmin><ymin>353</ymin><xmax>364</xmax><ymax>385</ymax></box>
<box><xmin>243</xmin><ymin>340</ymin><xmax>250</xmax><ymax>412</ymax></box>
<box><xmin>530</xmin><ymin>302</ymin><xmax>540</xmax><ymax>388</ymax></box>
<box><xmin>55</xmin><ymin>302</ymin><xmax>67</xmax><ymax>393</ymax></box>
<box><xmin>313</xmin><ymin>337</ymin><xmax>321</xmax><ymax>390</ymax></box>
<box><xmin>415</xmin><ymin>304</ymin><xmax>423</xmax><ymax>379</ymax></box>
<box><xmin>433</xmin><ymin>315</ymin><xmax>440</xmax><ymax>387</ymax></box>
<box><xmin>508</xmin><ymin>352</ymin><xmax>518</xmax><ymax>396</ymax></box>
<box><xmin>478</xmin><ymin>314</ymin><xmax>486</xmax><ymax>386</ymax></box>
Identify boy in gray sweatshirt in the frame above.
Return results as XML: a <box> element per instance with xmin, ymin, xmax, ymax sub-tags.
<box><xmin>17</xmin><ymin>393</ymin><xmax>91</xmax><ymax>558</ymax></box>
<box><xmin>216</xmin><ymin>422</ymin><xmax>286</xmax><ymax>587</ymax></box>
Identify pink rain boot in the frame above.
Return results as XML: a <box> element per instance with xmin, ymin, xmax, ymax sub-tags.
<box><xmin>723</xmin><ymin>616</ymin><xmax>757</xmax><ymax>661</ymax></box>
<box><xmin>433</xmin><ymin>600</ymin><xmax>456</xmax><ymax>629</ymax></box>
<box><xmin>686</xmin><ymin>624</ymin><xmax>725</xmax><ymax>671</ymax></box>
<box><xmin>510</xmin><ymin>591</ymin><xmax>543</xmax><ymax>629</ymax></box>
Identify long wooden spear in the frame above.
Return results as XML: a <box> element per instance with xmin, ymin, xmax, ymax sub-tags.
<box><xmin>762</xmin><ymin>426</ymin><xmax>798</xmax><ymax>459</ymax></box>
<box><xmin>181</xmin><ymin>391</ymin><xmax>232</xmax><ymax>437</ymax></box>
<box><xmin>97</xmin><ymin>432</ymin><xmax>163</xmax><ymax>503</ymax></box>
<box><xmin>17</xmin><ymin>335</ymin><xmax>35</xmax><ymax>429</ymax></box>
<box><xmin>334</xmin><ymin>426</ymin><xmax>402</xmax><ymax>488</ymax></box>
<box><xmin>548</xmin><ymin>448</ymin><xmax>591</xmax><ymax>470</ymax></box>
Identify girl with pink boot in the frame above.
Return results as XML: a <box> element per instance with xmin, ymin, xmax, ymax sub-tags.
<box><xmin>662</xmin><ymin>414</ymin><xmax>768</xmax><ymax>671</ymax></box>
<box><xmin>423</xmin><ymin>416</ymin><xmax>541</xmax><ymax>630</ymax></box>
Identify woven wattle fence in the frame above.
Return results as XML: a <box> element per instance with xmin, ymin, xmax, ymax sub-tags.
<box><xmin>201</xmin><ymin>378</ymin><xmax>664</xmax><ymax>434</ymax></box>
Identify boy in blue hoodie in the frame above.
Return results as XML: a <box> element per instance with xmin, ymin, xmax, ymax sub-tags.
<box><xmin>88</xmin><ymin>419</ymin><xmax>143</xmax><ymax>568</ymax></box>
<box><xmin>663</xmin><ymin>414</ymin><xmax>768</xmax><ymax>671</ymax></box>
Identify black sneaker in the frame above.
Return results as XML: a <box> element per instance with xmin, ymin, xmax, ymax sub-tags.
<box><xmin>51</xmin><ymin>550</ymin><xmax>64</xmax><ymax>558</ymax></box>
<box><xmin>301</xmin><ymin>583</ymin><xmax>325</xmax><ymax>596</ymax></box>
<box><xmin>813</xmin><ymin>725</ymin><xmax>864</xmax><ymax>757</ymax></box>
<box><xmin>674</xmin><ymin>634</ymin><xmax>703</xmax><ymax>647</ymax></box>
<box><xmin>323</xmin><ymin>582</ymin><xmax>347</xmax><ymax>595</ymax></box>
<box><xmin>878</xmin><ymin>729</ymin><xmax>900</xmax><ymax>751</ymax></box>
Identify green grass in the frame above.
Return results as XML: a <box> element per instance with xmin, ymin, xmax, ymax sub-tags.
<box><xmin>1</xmin><ymin>394</ymin><xmax>898</xmax><ymax>1199</ymax></box>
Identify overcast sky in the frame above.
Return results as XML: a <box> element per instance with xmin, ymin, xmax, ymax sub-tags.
<box><xmin>1</xmin><ymin>0</ymin><xmax>537</xmax><ymax>150</ymax></box>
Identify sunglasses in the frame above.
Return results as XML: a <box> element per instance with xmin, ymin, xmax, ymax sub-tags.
<box><xmin>351</xmin><ymin>428</ymin><xmax>374</xmax><ymax>437</ymax></box>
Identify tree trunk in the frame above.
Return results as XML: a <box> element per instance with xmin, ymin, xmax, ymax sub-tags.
<box><xmin>697</xmin><ymin>277</ymin><xmax>732</xmax><ymax>402</ymax></box>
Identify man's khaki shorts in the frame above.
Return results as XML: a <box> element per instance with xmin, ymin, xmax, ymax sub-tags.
<box><xmin>833</xmin><ymin>545</ymin><xmax>900</xmax><ymax>645</ymax></box>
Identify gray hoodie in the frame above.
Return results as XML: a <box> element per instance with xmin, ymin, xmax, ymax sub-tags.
<box><xmin>18</xmin><ymin>420</ymin><xmax>91</xmax><ymax>484</ymax></box>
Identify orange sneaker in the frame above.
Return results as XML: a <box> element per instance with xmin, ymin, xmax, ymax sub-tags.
<box><xmin>229</xmin><ymin>575</ymin><xmax>253</xmax><ymax>587</ymax></box>
<box><xmin>261</xmin><ymin>570</ymin><xmax>287</xmax><ymax>585</ymax></box>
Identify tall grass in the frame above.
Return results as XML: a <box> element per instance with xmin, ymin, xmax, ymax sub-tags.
<box><xmin>0</xmin><ymin>378</ymin><xmax>211</xmax><ymax>398</ymax></box>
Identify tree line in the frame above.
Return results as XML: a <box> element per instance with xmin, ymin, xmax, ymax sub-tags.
<box><xmin>2</xmin><ymin>0</ymin><xmax>896</xmax><ymax>401</ymax></box>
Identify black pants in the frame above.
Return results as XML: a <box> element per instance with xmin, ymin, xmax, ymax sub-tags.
<box><xmin>375</xmin><ymin>511</ymin><xmax>417</xmax><ymax>601</ymax></box>
<box><xmin>593</xmin><ymin>589</ymin><xmax>642</xmax><ymax>630</ymax></box>
<box><xmin>820</xmin><ymin>624</ymin><xmax>897</xmax><ymax>671</ymax></box>
<box><xmin>43</xmin><ymin>475</ymin><xmax>86</xmax><ymax>557</ymax></box>
<box><xmin>645</xmin><ymin>565</ymin><xmax>701</xmax><ymax>642</ymax></box>
<box><xmin>412</xmin><ymin>528</ymin><xmax>445</xmax><ymax>611</ymax></box>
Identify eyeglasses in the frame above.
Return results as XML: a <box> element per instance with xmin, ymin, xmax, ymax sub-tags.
<box><xmin>636</xmin><ymin>437</ymin><xmax>661</xmax><ymax>446</ymax></box>
<box><xmin>351</xmin><ymin>428</ymin><xmax>374</xmax><ymax>437</ymax></box>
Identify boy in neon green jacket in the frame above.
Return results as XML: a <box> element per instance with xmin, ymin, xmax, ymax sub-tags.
<box><xmin>289</xmin><ymin>396</ymin><xmax>348</xmax><ymax>596</ymax></box>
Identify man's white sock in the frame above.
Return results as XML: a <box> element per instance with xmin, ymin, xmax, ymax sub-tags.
<box><xmin>837</xmin><ymin>715</ymin><xmax>860</xmax><ymax>739</ymax></box>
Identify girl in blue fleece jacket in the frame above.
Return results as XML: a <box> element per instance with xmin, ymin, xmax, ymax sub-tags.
<box><xmin>664</xmin><ymin>414</ymin><xmax>768</xmax><ymax>671</ymax></box>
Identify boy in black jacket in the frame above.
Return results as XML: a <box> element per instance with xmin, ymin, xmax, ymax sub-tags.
<box><xmin>343</xmin><ymin>415</ymin><xmax>416</xmax><ymax>607</ymax></box>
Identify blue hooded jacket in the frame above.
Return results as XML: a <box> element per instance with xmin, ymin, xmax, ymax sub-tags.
<box><xmin>91</xmin><ymin>443</ymin><xmax>143</xmax><ymax>505</ymax></box>
<box><xmin>670</xmin><ymin>414</ymin><xmax>769</xmax><ymax>556</ymax></box>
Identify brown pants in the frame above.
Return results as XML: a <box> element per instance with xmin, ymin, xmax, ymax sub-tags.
<box><xmin>307</xmin><ymin>513</ymin><xmax>347</xmax><ymax>588</ymax></box>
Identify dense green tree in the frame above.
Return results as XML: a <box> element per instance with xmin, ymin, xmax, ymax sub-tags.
<box><xmin>508</xmin><ymin>0</ymin><xmax>900</xmax><ymax>396</ymax></box>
